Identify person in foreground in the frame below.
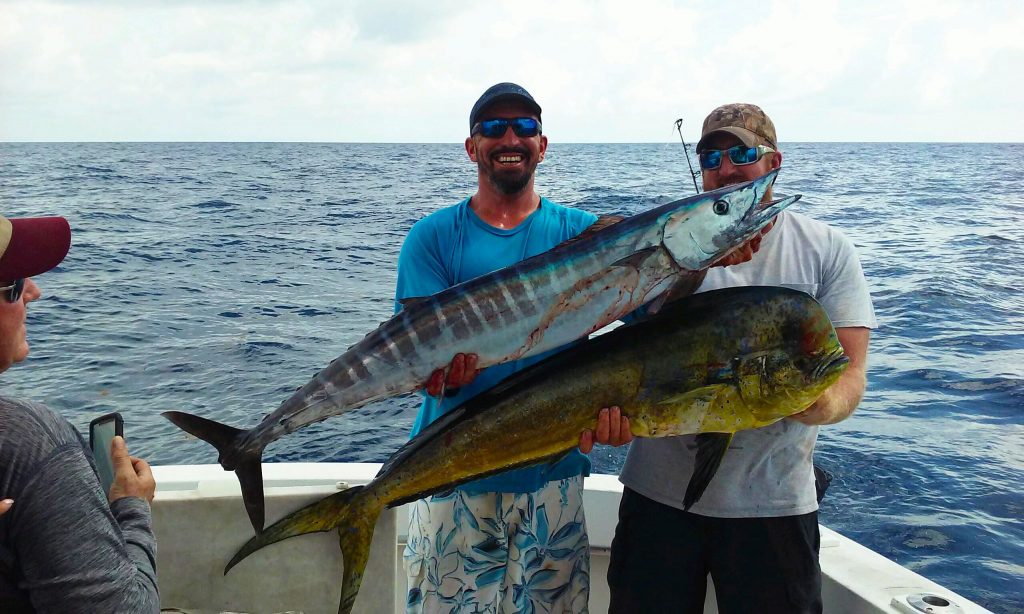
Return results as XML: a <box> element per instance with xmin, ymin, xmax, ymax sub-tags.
<box><xmin>0</xmin><ymin>214</ymin><xmax>159</xmax><ymax>613</ymax></box>
<box><xmin>608</xmin><ymin>103</ymin><xmax>878</xmax><ymax>614</ymax></box>
<box><xmin>395</xmin><ymin>82</ymin><xmax>640</xmax><ymax>613</ymax></box>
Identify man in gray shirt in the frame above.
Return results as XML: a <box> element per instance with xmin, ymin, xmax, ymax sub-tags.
<box><xmin>0</xmin><ymin>214</ymin><xmax>159</xmax><ymax>613</ymax></box>
<box><xmin>608</xmin><ymin>104</ymin><xmax>877</xmax><ymax>613</ymax></box>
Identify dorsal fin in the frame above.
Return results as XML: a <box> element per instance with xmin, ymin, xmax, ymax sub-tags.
<box><xmin>553</xmin><ymin>214</ymin><xmax>626</xmax><ymax>248</ymax></box>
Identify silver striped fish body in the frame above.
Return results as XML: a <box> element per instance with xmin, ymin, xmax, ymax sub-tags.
<box><xmin>238</xmin><ymin>170</ymin><xmax>793</xmax><ymax>456</ymax></box>
<box><xmin>164</xmin><ymin>169</ymin><xmax>798</xmax><ymax>533</ymax></box>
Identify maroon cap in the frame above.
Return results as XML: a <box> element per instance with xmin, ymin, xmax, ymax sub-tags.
<box><xmin>0</xmin><ymin>215</ymin><xmax>72</xmax><ymax>282</ymax></box>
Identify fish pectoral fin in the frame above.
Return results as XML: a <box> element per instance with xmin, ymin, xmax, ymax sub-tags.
<box><xmin>642</xmin><ymin>269</ymin><xmax>708</xmax><ymax>316</ymax></box>
<box><xmin>609</xmin><ymin>246</ymin><xmax>659</xmax><ymax>270</ymax></box>
<box><xmin>683</xmin><ymin>432</ymin><xmax>734</xmax><ymax>511</ymax></box>
<box><xmin>657</xmin><ymin>384</ymin><xmax>728</xmax><ymax>408</ymax></box>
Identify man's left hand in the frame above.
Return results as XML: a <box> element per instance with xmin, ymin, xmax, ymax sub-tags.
<box><xmin>788</xmin><ymin>327</ymin><xmax>870</xmax><ymax>426</ymax></box>
<box><xmin>579</xmin><ymin>406</ymin><xmax>633</xmax><ymax>454</ymax></box>
<box><xmin>713</xmin><ymin>219</ymin><xmax>775</xmax><ymax>268</ymax></box>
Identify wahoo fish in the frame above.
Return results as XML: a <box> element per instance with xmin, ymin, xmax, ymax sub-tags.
<box><xmin>165</xmin><ymin>170</ymin><xmax>798</xmax><ymax>533</ymax></box>
<box><xmin>224</xmin><ymin>286</ymin><xmax>849</xmax><ymax>614</ymax></box>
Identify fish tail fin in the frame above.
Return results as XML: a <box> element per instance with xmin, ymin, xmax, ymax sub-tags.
<box><xmin>162</xmin><ymin>410</ymin><xmax>268</xmax><ymax>532</ymax></box>
<box><xmin>237</xmin><ymin>457</ymin><xmax>266</xmax><ymax>533</ymax></box>
<box><xmin>337</xmin><ymin>511</ymin><xmax>375</xmax><ymax>614</ymax></box>
<box><xmin>224</xmin><ymin>485</ymin><xmax>381</xmax><ymax>614</ymax></box>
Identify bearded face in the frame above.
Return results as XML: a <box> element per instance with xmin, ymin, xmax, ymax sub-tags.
<box><xmin>467</xmin><ymin>100</ymin><xmax>547</xmax><ymax>197</ymax></box>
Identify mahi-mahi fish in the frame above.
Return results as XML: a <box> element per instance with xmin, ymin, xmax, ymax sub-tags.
<box><xmin>224</xmin><ymin>286</ymin><xmax>849</xmax><ymax>614</ymax></box>
<box><xmin>165</xmin><ymin>170</ymin><xmax>799</xmax><ymax>533</ymax></box>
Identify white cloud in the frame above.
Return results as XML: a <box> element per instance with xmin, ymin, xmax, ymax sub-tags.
<box><xmin>0</xmin><ymin>0</ymin><xmax>1020</xmax><ymax>142</ymax></box>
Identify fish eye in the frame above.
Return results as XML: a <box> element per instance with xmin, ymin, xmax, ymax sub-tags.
<box><xmin>713</xmin><ymin>200</ymin><xmax>729</xmax><ymax>215</ymax></box>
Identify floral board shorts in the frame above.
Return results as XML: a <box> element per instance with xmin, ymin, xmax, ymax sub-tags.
<box><xmin>403</xmin><ymin>475</ymin><xmax>590</xmax><ymax>614</ymax></box>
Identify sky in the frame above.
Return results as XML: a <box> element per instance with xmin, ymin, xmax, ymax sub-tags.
<box><xmin>1</xmin><ymin>0</ymin><xmax>1021</xmax><ymax>143</ymax></box>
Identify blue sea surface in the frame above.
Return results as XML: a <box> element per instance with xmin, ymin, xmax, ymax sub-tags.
<box><xmin>1</xmin><ymin>142</ymin><xmax>1021</xmax><ymax>612</ymax></box>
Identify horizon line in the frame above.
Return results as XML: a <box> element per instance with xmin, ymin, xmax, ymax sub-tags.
<box><xmin>1</xmin><ymin>139</ymin><xmax>1019</xmax><ymax>145</ymax></box>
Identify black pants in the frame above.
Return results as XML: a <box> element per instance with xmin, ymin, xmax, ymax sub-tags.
<box><xmin>607</xmin><ymin>488</ymin><xmax>822</xmax><ymax>614</ymax></box>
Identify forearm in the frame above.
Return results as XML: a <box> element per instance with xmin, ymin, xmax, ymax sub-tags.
<box><xmin>110</xmin><ymin>496</ymin><xmax>159</xmax><ymax>593</ymax></box>
<box><xmin>790</xmin><ymin>326</ymin><xmax>870</xmax><ymax>426</ymax></box>
<box><xmin>17</xmin><ymin>446</ymin><xmax>159</xmax><ymax>614</ymax></box>
<box><xmin>800</xmin><ymin>366</ymin><xmax>866</xmax><ymax>425</ymax></box>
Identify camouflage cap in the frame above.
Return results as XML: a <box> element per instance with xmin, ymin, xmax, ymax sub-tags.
<box><xmin>696</xmin><ymin>103</ymin><xmax>777</xmax><ymax>151</ymax></box>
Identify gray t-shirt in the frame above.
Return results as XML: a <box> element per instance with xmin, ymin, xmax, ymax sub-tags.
<box><xmin>0</xmin><ymin>395</ymin><xmax>159</xmax><ymax>613</ymax></box>
<box><xmin>619</xmin><ymin>210</ymin><xmax>878</xmax><ymax>517</ymax></box>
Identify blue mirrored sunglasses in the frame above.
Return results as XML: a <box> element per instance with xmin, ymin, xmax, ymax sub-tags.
<box><xmin>1</xmin><ymin>278</ymin><xmax>25</xmax><ymax>303</ymax></box>
<box><xmin>471</xmin><ymin>117</ymin><xmax>542</xmax><ymax>138</ymax></box>
<box><xmin>699</xmin><ymin>144</ymin><xmax>774</xmax><ymax>170</ymax></box>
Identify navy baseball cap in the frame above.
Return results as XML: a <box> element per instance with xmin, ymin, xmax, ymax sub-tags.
<box><xmin>469</xmin><ymin>82</ymin><xmax>542</xmax><ymax>130</ymax></box>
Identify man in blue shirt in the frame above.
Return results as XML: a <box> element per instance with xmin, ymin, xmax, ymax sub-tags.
<box><xmin>396</xmin><ymin>83</ymin><xmax>631</xmax><ymax>613</ymax></box>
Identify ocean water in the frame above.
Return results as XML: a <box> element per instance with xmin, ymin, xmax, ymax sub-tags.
<box><xmin>1</xmin><ymin>142</ymin><xmax>1021</xmax><ymax>612</ymax></box>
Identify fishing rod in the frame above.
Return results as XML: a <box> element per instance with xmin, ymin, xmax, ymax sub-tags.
<box><xmin>674</xmin><ymin>118</ymin><xmax>701</xmax><ymax>194</ymax></box>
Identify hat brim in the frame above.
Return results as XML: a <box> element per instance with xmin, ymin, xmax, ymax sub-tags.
<box><xmin>0</xmin><ymin>216</ymin><xmax>71</xmax><ymax>282</ymax></box>
<box><xmin>696</xmin><ymin>126</ymin><xmax>763</xmax><ymax>152</ymax></box>
<box><xmin>470</xmin><ymin>95</ymin><xmax>542</xmax><ymax>127</ymax></box>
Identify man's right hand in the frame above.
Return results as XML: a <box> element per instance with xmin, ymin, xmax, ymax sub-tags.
<box><xmin>107</xmin><ymin>436</ymin><xmax>156</xmax><ymax>505</ymax></box>
<box><xmin>579</xmin><ymin>406</ymin><xmax>633</xmax><ymax>454</ymax></box>
<box><xmin>425</xmin><ymin>353</ymin><xmax>480</xmax><ymax>397</ymax></box>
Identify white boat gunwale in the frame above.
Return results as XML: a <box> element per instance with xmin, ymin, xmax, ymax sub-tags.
<box><xmin>150</xmin><ymin>463</ymin><xmax>991</xmax><ymax>614</ymax></box>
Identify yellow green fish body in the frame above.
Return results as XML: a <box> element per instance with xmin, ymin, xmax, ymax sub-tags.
<box><xmin>227</xmin><ymin>286</ymin><xmax>847</xmax><ymax>613</ymax></box>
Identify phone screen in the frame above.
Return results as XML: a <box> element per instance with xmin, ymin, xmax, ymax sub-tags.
<box><xmin>90</xmin><ymin>414</ymin><xmax>122</xmax><ymax>494</ymax></box>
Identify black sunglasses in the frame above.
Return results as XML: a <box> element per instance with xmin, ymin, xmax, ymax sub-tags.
<box><xmin>1</xmin><ymin>278</ymin><xmax>25</xmax><ymax>303</ymax></box>
<box><xmin>471</xmin><ymin>117</ymin><xmax>542</xmax><ymax>138</ymax></box>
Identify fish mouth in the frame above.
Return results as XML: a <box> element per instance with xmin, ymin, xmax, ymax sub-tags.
<box><xmin>814</xmin><ymin>349</ymin><xmax>849</xmax><ymax>380</ymax></box>
<box><xmin>749</xmin><ymin>193</ymin><xmax>800</xmax><ymax>226</ymax></box>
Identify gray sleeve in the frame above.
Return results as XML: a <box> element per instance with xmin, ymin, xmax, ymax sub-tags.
<box><xmin>10</xmin><ymin>443</ymin><xmax>159</xmax><ymax>614</ymax></box>
<box><xmin>817</xmin><ymin>229</ymin><xmax>878</xmax><ymax>329</ymax></box>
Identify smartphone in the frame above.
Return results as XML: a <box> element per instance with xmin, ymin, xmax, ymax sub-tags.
<box><xmin>89</xmin><ymin>412</ymin><xmax>124</xmax><ymax>494</ymax></box>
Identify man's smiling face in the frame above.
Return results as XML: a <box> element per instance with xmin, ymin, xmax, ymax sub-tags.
<box><xmin>467</xmin><ymin>99</ymin><xmax>547</xmax><ymax>196</ymax></box>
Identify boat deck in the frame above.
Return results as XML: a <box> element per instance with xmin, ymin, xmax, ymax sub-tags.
<box><xmin>151</xmin><ymin>463</ymin><xmax>990</xmax><ymax>614</ymax></box>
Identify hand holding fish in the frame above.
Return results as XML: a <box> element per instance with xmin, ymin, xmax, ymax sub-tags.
<box><xmin>713</xmin><ymin>219</ymin><xmax>776</xmax><ymax>268</ymax></box>
<box><xmin>789</xmin><ymin>326</ymin><xmax>869</xmax><ymax>426</ymax></box>
<box><xmin>579</xmin><ymin>406</ymin><xmax>633</xmax><ymax>454</ymax></box>
<box><xmin>788</xmin><ymin>374</ymin><xmax>863</xmax><ymax>426</ymax></box>
<box><xmin>425</xmin><ymin>353</ymin><xmax>480</xmax><ymax>397</ymax></box>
